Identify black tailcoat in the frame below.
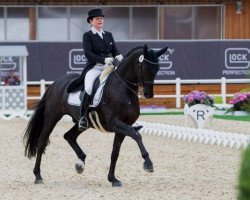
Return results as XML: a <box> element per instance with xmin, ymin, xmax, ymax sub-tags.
<box><xmin>67</xmin><ymin>30</ymin><xmax>120</xmax><ymax>92</ymax></box>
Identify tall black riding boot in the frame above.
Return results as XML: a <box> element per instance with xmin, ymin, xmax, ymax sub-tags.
<box><xmin>78</xmin><ymin>92</ymin><xmax>91</xmax><ymax>131</ymax></box>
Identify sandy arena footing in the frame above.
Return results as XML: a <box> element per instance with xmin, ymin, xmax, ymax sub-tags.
<box><xmin>0</xmin><ymin>115</ymin><xmax>249</xmax><ymax>200</ymax></box>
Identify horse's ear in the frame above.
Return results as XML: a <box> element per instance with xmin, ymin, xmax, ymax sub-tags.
<box><xmin>143</xmin><ymin>44</ymin><xmax>149</xmax><ymax>57</ymax></box>
<box><xmin>156</xmin><ymin>47</ymin><xmax>168</xmax><ymax>58</ymax></box>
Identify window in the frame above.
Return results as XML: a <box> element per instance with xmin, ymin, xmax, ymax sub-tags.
<box><xmin>102</xmin><ymin>7</ymin><xmax>129</xmax><ymax>40</ymax></box>
<box><xmin>7</xmin><ymin>7</ymin><xmax>29</xmax><ymax>41</ymax></box>
<box><xmin>69</xmin><ymin>7</ymin><xmax>94</xmax><ymax>41</ymax></box>
<box><xmin>0</xmin><ymin>8</ymin><xmax>4</xmax><ymax>41</ymax></box>
<box><xmin>131</xmin><ymin>7</ymin><xmax>157</xmax><ymax>39</ymax></box>
<box><xmin>1</xmin><ymin>5</ymin><xmax>223</xmax><ymax>41</ymax></box>
<box><xmin>160</xmin><ymin>6</ymin><xmax>222</xmax><ymax>39</ymax></box>
<box><xmin>37</xmin><ymin>7</ymin><xmax>68</xmax><ymax>41</ymax></box>
<box><xmin>67</xmin><ymin>6</ymin><xmax>157</xmax><ymax>41</ymax></box>
<box><xmin>194</xmin><ymin>6</ymin><xmax>222</xmax><ymax>39</ymax></box>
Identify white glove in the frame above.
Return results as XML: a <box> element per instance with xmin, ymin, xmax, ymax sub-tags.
<box><xmin>115</xmin><ymin>54</ymin><xmax>123</xmax><ymax>62</ymax></box>
<box><xmin>104</xmin><ymin>57</ymin><xmax>114</xmax><ymax>65</ymax></box>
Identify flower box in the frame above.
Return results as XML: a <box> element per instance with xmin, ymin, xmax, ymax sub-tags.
<box><xmin>227</xmin><ymin>92</ymin><xmax>250</xmax><ymax>114</ymax></box>
<box><xmin>184</xmin><ymin>103</ymin><xmax>214</xmax><ymax>128</ymax></box>
<box><xmin>184</xmin><ymin>90</ymin><xmax>214</xmax><ymax>107</ymax></box>
<box><xmin>183</xmin><ymin>91</ymin><xmax>214</xmax><ymax>129</ymax></box>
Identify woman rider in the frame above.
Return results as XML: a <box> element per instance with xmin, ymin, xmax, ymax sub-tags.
<box><xmin>68</xmin><ymin>8</ymin><xmax>123</xmax><ymax>131</ymax></box>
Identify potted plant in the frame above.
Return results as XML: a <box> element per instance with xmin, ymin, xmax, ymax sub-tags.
<box><xmin>227</xmin><ymin>92</ymin><xmax>250</xmax><ymax>116</ymax></box>
<box><xmin>183</xmin><ymin>90</ymin><xmax>214</xmax><ymax>107</ymax></box>
<box><xmin>183</xmin><ymin>90</ymin><xmax>214</xmax><ymax>128</ymax></box>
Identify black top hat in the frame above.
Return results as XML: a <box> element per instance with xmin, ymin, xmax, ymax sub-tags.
<box><xmin>87</xmin><ymin>9</ymin><xmax>105</xmax><ymax>23</ymax></box>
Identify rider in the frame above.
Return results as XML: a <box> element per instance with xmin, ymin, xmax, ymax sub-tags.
<box><xmin>77</xmin><ymin>8</ymin><xmax>123</xmax><ymax>131</ymax></box>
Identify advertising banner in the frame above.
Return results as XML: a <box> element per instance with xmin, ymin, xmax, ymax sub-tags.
<box><xmin>0</xmin><ymin>56</ymin><xmax>20</xmax><ymax>83</ymax></box>
<box><xmin>0</xmin><ymin>40</ymin><xmax>249</xmax><ymax>81</ymax></box>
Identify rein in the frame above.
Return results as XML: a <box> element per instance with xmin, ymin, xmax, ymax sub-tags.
<box><xmin>114</xmin><ymin>56</ymin><xmax>159</xmax><ymax>96</ymax></box>
<box><xmin>113</xmin><ymin>70</ymin><xmax>139</xmax><ymax>96</ymax></box>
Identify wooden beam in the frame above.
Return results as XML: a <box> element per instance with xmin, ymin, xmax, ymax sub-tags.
<box><xmin>29</xmin><ymin>7</ymin><xmax>36</xmax><ymax>40</ymax></box>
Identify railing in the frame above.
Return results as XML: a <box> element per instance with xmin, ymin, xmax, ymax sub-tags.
<box><xmin>27</xmin><ymin>77</ymin><xmax>250</xmax><ymax>108</ymax></box>
<box><xmin>27</xmin><ymin>80</ymin><xmax>53</xmax><ymax>100</ymax></box>
<box><xmin>137</xmin><ymin>121</ymin><xmax>250</xmax><ymax>149</ymax></box>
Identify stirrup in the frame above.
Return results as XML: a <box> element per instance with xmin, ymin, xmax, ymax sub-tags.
<box><xmin>78</xmin><ymin>117</ymin><xmax>88</xmax><ymax>131</ymax></box>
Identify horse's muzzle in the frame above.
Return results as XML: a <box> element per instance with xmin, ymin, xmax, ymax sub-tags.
<box><xmin>143</xmin><ymin>90</ymin><xmax>154</xmax><ymax>99</ymax></box>
<box><xmin>144</xmin><ymin>93</ymin><xmax>154</xmax><ymax>99</ymax></box>
<box><xmin>143</xmin><ymin>85</ymin><xmax>154</xmax><ymax>99</ymax></box>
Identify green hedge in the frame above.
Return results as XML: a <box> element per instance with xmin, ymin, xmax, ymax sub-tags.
<box><xmin>238</xmin><ymin>144</ymin><xmax>250</xmax><ymax>200</ymax></box>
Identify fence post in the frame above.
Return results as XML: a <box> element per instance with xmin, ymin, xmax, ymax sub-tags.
<box><xmin>40</xmin><ymin>79</ymin><xmax>46</xmax><ymax>98</ymax></box>
<box><xmin>176</xmin><ymin>78</ymin><xmax>181</xmax><ymax>108</ymax></box>
<box><xmin>221</xmin><ymin>77</ymin><xmax>226</xmax><ymax>104</ymax></box>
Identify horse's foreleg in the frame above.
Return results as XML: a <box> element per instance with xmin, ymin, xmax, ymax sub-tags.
<box><xmin>108</xmin><ymin>133</ymin><xmax>125</xmax><ymax>187</ymax></box>
<box><xmin>113</xmin><ymin>119</ymin><xmax>153</xmax><ymax>173</ymax></box>
<box><xmin>64</xmin><ymin>124</ymin><xmax>86</xmax><ymax>174</ymax></box>
<box><xmin>135</xmin><ymin>138</ymin><xmax>153</xmax><ymax>172</ymax></box>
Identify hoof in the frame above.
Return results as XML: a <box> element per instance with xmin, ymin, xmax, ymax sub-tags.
<box><xmin>34</xmin><ymin>179</ymin><xmax>44</xmax><ymax>184</ymax></box>
<box><xmin>143</xmin><ymin>162</ymin><xmax>154</xmax><ymax>173</ymax></box>
<box><xmin>75</xmin><ymin>163</ymin><xmax>84</xmax><ymax>174</ymax></box>
<box><xmin>112</xmin><ymin>181</ymin><xmax>123</xmax><ymax>187</ymax></box>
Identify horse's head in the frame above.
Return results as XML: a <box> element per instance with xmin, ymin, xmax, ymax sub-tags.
<box><xmin>138</xmin><ymin>45</ymin><xmax>168</xmax><ymax>98</ymax></box>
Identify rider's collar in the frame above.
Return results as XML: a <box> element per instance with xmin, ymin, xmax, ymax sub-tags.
<box><xmin>91</xmin><ymin>27</ymin><xmax>105</xmax><ymax>35</ymax></box>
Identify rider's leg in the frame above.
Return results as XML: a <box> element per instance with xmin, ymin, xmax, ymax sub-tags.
<box><xmin>78</xmin><ymin>67</ymin><xmax>102</xmax><ymax>131</ymax></box>
<box><xmin>99</xmin><ymin>63</ymin><xmax>114</xmax><ymax>82</ymax></box>
<box><xmin>78</xmin><ymin>92</ymin><xmax>91</xmax><ymax>130</ymax></box>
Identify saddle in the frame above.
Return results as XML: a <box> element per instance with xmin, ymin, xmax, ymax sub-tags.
<box><xmin>67</xmin><ymin>61</ymin><xmax>119</xmax><ymax>107</ymax></box>
<box><xmin>67</xmin><ymin>71</ymin><xmax>114</xmax><ymax>108</ymax></box>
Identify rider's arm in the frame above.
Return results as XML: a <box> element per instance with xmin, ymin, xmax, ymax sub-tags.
<box><xmin>108</xmin><ymin>32</ymin><xmax>120</xmax><ymax>58</ymax></box>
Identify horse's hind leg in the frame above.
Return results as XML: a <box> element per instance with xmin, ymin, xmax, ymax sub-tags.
<box><xmin>33</xmin><ymin>118</ymin><xmax>59</xmax><ymax>184</ymax></box>
<box><xmin>108</xmin><ymin>133</ymin><xmax>125</xmax><ymax>187</ymax></box>
<box><xmin>64</xmin><ymin>124</ymin><xmax>86</xmax><ymax>174</ymax></box>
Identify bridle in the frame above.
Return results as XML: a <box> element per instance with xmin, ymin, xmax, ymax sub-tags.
<box><xmin>114</xmin><ymin>55</ymin><xmax>159</xmax><ymax>96</ymax></box>
<box><xmin>138</xmin><ymin>56</ymin><xmax>159</xmax><ymax>87</ymax></box>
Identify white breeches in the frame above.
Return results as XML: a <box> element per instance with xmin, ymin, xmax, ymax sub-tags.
<box><xmin>84</xmin><ymin>64</ymin><xmax>105</xmax><ymax>95</ymax></box>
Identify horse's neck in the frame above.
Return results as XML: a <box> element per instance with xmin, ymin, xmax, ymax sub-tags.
<box><xmin>116</xmin><ymin>53</ymin><xmax>140</xmax><ymax>83</ymax></box>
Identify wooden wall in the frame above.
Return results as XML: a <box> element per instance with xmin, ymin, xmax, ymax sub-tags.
<box><xmin>225</xmin><ymin>0</ymin><xmax>250</xmax><ymax>38</ymax></box>
<box><xmin>0</xmin><ymin>0</ymin><xmax>239</xmax><ymax>5</ymax></box>
<box><xmin>0</xmin><ymin>0</ymin><xmax>235</xmax><ymax>5</ymax></box>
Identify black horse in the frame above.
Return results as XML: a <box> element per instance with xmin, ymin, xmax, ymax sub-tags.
<box><xmin>23</xmin><ymin>44</ymin><xmax>168</xmax><ymax>187</ymax></box>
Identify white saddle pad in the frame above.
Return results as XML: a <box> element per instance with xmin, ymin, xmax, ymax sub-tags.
<box><xmin>67</xmin><ymin>91</ymin><xmax>81</xmax><ymax>106</ymax></box>
<box><xmin>67</xmin><ymin>76</ymin><xmax>109</xmax><ymax>108</ymax></box>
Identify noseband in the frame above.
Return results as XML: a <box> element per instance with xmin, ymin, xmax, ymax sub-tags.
<box><xmin>114</xmin><ymin>55</ymin><xmax>159</xmax><ymax>96</ymax></box>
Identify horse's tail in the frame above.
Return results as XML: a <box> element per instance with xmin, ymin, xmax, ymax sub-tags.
<box><xmin>23</xmin><ymin>87</ymin><xmax>50</xmax><ymax>159</ymax></box>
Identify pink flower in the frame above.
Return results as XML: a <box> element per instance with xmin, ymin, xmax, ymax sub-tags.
<box><xmin>229</xmin><ymin>100</ymin><xmax>235</xmax><ymax>104</ymax></box>
<box><xmin>188</xmin><ymin>96</ymin><xmax>194</xmax><ymax>103</ymax></box>
<box><xmin>183</xmin><ymin>90</ymin><xmax>214</xmax><ymax>106</ymax></box>
<box><xmin>229</xmin><ymin>92</ymin><xmax>250</xmax><ymax>111</ymax></box>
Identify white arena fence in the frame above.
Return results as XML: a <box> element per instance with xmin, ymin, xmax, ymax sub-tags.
<box><xmin>1</xmin><ymin>110</ymin><xmax>248</xmax><ymax>150</ymax></box>
<box><xmin>136</xmin><ymin>121</ymin><xmax>250</xmax><ymax>150</ymax></box>
<box><xmin>59</xmin><ymin>115</ymin><xmax>250</xmax><ymax>150</ymax></box>
<box><xmin>27</xmin><ymin>77</ymin><xmax>250</xmax><ymax>108</ymax></box>
<box><xmin>1</xmin><ymin>78</ymin><xmax>249</xmax><ymax>150</ymax></box>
